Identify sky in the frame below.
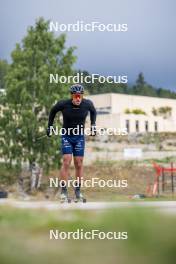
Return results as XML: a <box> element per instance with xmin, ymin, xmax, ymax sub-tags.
<box><xmin>0</xmin><ymin>0</ymin><xmax>176</xmax><ymax>91</ymax></box>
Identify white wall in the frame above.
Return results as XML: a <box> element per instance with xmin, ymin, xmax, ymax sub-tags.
<box><xmin>87</xmin><ymin>93</ymin><xmax>176</xmax><ymax>132</ymax></box>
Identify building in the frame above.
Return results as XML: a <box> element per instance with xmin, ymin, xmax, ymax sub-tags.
<box><xmin>86</xmin><ymin>93</ymin><xmax>176</xmax><ymax>133</ymax></box>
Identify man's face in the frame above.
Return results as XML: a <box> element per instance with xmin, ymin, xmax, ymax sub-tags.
<box><xmin>71</xmin><ymin>93</ymin><xmax>83</xmax><ymax>105</ymax></box>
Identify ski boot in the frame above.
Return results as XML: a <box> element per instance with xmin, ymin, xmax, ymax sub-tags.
<box><xmin>74</xmin><ymin>189</ymin><xmax>86</xmax><ymax>203</ymax></box>
<box><xmin>60</xmin><ymin>190</ymin><xmax>71</xmax><ymax>203</ymax></box>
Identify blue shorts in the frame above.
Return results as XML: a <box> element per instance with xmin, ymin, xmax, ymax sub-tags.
<box><xmin>61</xmin><ymin>135</ymin><xmax>85</xmax><ymax>157</ymax></box>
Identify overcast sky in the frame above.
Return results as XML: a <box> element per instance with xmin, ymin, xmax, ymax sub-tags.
<box><xmin>0</xmin><ymin>0</ymin><xmax>176</xmax><ymax>90</ymax></box>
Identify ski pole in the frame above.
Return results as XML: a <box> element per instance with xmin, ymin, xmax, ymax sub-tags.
<box><xmin>37</xmin><ymin>134</ymin><xmax>47</xmax><ymax>140</ymax></box>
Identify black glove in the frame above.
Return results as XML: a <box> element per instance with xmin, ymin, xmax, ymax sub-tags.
<box><xmin>46</xmin><ymin>127</ymin><xmax>51</xmax><ymax>137</ymax></box>
<box><xmin>90</xmin><ymin>125</ymin><xmax>96</xmax><ymax>136</ymax></box>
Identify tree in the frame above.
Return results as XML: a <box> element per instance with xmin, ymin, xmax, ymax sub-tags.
<box><xmin>78</xmin><ymin>71</ymin><xmax>176</xmax><ymax>99</ymax></box>
<box><xmin>131</xmin><ymin>73</ymin><xmax>158</xmax><ymax>97</ymax></box>
<box><xmin>0</xmin><ymin>59</ymin><xmax>9</xmax><ymax>89</ymax></box>
<box><xmin>0</xmin><ymin>18</ymin><xmax>76</xmax><ymax>172</ymax></box>
<box><xmin>157</xmin><ymin>88</ymin><xmax>176</xmax><ymax>99</ymax></box>
<box><xmin>136</xmin><ymin>72</ymin><xmax>145</xmax><ymax>88</ymax></box>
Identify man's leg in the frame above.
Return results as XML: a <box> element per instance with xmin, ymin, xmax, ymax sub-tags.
<box><xmin>60</xmin><ymin>134</ymin><xmax>73</xmax><ymax>197</ymax></box>
<box><xmin>60</xmin><ymin>154</ymin><xmax>72</xmax><ymax>194</ymax></box>
<box><xmin>73</xmin><ymin>156</ymin><xmax>84</xmax><ymax>200</ymax></box>
<box><xmin>60</xmin><ymin>154</ymin><xmax>72</xmax><ymax>181</ymax></box>
<box><xmin>74</xmin><ymin>156</ymin><xmax>84</xmax><ymax>183</ymax></box>
<box><xmin>72</xmin><ymin>135</ymin><xmax>85</xmax><ymax>200</ymax></box>
<box><xmin>73</xmin><ymin>135</ymin><xmax>85</xmax><ymax>182</ymax></box>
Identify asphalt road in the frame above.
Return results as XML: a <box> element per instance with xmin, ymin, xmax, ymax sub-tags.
<box><xmin>0</xmin><ymin>199</ymin><xmax>176</xmax><ymax>214</ymax></box>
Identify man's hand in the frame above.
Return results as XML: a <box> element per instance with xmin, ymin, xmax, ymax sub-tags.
<box><xmin>90</xmin><ymin>125</ymin><xmax>96</xmax><ymax>136</ymax></box>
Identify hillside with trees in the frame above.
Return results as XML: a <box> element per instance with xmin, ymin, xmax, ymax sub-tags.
<box><xmin>81</xmin><ymin>71</ymin><xmax>176</xmax><ymax>99</ymax></box>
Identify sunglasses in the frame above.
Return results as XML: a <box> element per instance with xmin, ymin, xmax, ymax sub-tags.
<box><xmin>72</xmin><ymin>93</ymin><xmax>83</xmax><ymax>99</ymax></box>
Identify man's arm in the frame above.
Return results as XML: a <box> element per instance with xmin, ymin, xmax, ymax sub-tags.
<box><xmin>88</xmin><ymin>100</ymin><xmax>97</xmax><ymax>136</ymax></box>
<box><xmin>47</xmin><ymin>101</ymin><xmax>64</xmax><ymax>136</ymax></box>
<box><xmin>88</xmin><ymin>100</ymin><xmax>97</xmax><ymax>126</ymax></box>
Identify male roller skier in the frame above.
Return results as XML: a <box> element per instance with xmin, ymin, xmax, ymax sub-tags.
<box><xmin>47</xmin><ymin>84</ymin><xmax>96</xmax><ymax>202</ymax></box>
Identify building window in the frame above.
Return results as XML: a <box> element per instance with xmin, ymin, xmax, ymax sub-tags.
<box><xmin>125</xmin><ymin>120</ymin><xmax>130</xmax><ymax>133</ymax></box>
<box><xmin>145</xmin><ymin>121</ymin><xmax>149</xmax><ymax>132</ymax></box>
<box><xmin>154</xmin><ymin>121</ymin><xmax>158</xmax><ymax>132</ymax></box>
<box><xmin>96</xmin><ymin>107</ymin><xmax>111</xmax><ymax>114</ymax></box>
<box><xmin>135</xmin><ymin>120</ymin><xmax>139</xmax><ymax>132</ymax></box>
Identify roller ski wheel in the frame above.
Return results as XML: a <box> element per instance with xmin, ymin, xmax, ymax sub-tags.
<box><xmin>75</xmin><ymin>197</ymin><xmax>87</xmax><ymax>203</ymax></box>
<box><xmin>60</xmin><ymin>193</ymin><xmax>71</xmax><ymax>203</ymax></box>
<box><xmin>74</xmin><ymin>190</ymin><xmax>86</xmax><ymax>203</ymax></box>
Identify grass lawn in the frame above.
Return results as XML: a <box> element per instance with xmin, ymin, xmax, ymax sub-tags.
<box><xmin>0</xmin><ymin>206</ymin><xmax>176</xmax><ymax>264</ymax></box>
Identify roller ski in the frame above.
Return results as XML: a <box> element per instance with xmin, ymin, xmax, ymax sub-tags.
<box><xmin>60</xmin><ymin>191</ymin><xmax>71</xmax><ymax>203</ymax></box>
<box><xmin>74</xmin><ymin>189</ymin><xmax>86</xmax><ymax>203</ymax></box>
